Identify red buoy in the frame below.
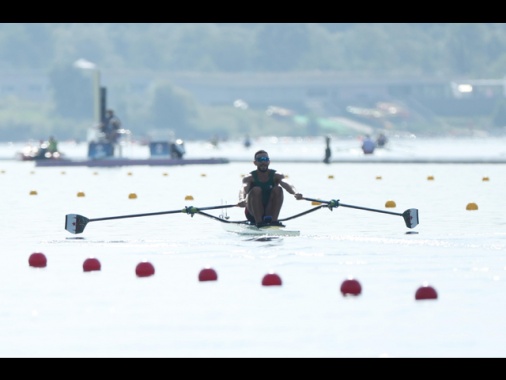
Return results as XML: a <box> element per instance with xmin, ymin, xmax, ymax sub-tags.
<box><xmin>136</xmin><ymin>261</ymin><xmax>155</xmax><ymax>277</ymax></box>
<box><xmin>262</xmin><ymin>272</ymin><xmax>282</xmax><ymax>286</ymax></box>
<box><xmin>340</xmin><ymin>278</ymin><xmax>362</xmax><ymax>296</ymax></box>
<box><xmin>28</xmin><ymin>252</ymin><xmax>47</xmax><ymax>268</ymax></box>
<box><xmin>199</xmin><ymin>267</ymin><xmax>218</xmax><ymax>281</ymax></box>
<box><xmin>415</xmin><ymin>284</ymin><xmax>438</xmax><ymax>300</ymax></box>
<box><xmin>83</xmin><ymin>257</ymin><xmax>101</xmax><ymax>272</ymax></box>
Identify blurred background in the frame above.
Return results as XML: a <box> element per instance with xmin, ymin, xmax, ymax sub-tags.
<box><xmin>2</xmin><ymin>23</ymin><xmax>506</xmax><ymax>143</ymax></box>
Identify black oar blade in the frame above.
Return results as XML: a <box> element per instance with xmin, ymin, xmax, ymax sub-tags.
<box><xmin>403</xmin><ymin>208</ymin><xmax>419</xmax><ymax>229</ymax></box>
<box><xmin>65</xmin><ymin>214</ymin><xmax>89</xmax><ymax>234</ymax></box>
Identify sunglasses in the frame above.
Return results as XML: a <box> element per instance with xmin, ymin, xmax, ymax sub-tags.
<box><xmin>255</xmin><ymin>156</ymin><xmax>270</xmax><ymax>162</ymax></box>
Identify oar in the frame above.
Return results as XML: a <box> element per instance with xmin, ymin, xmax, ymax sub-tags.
<box><xmin>65</xmin><ymin>204</ymin><xmax>239</xmax><ymax>234</ymax></box>
<box><xmin>303</xmin><ymin>197</ymin><xmax>419</xmax><ymax>229</ymax></box>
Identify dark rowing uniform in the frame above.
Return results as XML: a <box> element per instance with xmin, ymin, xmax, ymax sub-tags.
<box><xmin>245</xmin><ymin>169</ymin><xmax>276</xmax><ymax>222</ymax></box>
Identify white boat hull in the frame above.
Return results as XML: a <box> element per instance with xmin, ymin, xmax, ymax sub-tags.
<box><xmin>223</xmin><ymin>223</ymin><xmax>300</xmax><ymax>237</ymax></box>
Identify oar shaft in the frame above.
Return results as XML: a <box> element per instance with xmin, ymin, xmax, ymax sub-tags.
<box><xmin>303</xmin><ymin>197</ymin><xmax>402</xmax><ymax>216</ymax></box>
<box><xmin>89</xmin><ymin>204</ymin><xmax>238</xmax><ymax>222</ymax></box>
<box><xmin>339</xmin><ymin>203</ymin><xmax>402</xmax><ymax>217</ymax></box>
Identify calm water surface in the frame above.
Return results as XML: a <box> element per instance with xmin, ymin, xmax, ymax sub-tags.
<box><xmin>1</xmin><ymin>137</ymin><xmax>506</xmax><ymax>357</ymax></box>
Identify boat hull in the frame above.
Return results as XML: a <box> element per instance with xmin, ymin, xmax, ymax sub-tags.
<box><xmin>223</xmin><ymin>223</ymin><xmax>300</xmax><ymax>237</ymax></box>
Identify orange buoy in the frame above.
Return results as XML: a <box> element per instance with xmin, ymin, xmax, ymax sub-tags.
<box><xmin>199</xmin><ymin>267</ymin><xmax>218</xmax><ymax>281</ymax></box>
<box><xmin>415</xmin><ymin>284</ymin><xmax>438</xmax><ymax>300</ymax></box>
<box><xmin>128</xmin><ymin>193</ymin><xmax>137</xmax><ymax>199</ymax></box>
<box><xmin>83</xmin><ymin>258</ymin><xmax>101</xmax><ymax>272</ymax></box>
<box><xmin>427</xmin><ymin>175</ymin><xmax>434</xmax><ymax>181</ymax></box>
<box><xmin>136</xmin><ymin>261</ymin><xmax>155</xmax><ymax>277</ymax></box>
<box><xmin>340</xmin><ymin>278</ymin><xmax>362</xmax><ymax>296</ymax></box>
<box><xmin>262</xmin><ymin>272</ymin><xmax>282</xmax><ymax>286</ymax></box>
<box><xmin>466</xmin><ymin>202</ymin><xmax>478</xmax><ymax>210</ymax></box>
<box><xmin>385</xmin><ymin>200</ymin><xmax>396</xmax><ymax>208</ymax></box>
<box><xmin>77</xmin><ymin>191</ymin><xmax>85</xmax><ymax>197</ymax></box>
<box><xmin>185</xmin><ymin>195</ymin><xmax>194</xmax><ymax>200</ymax></box>
<box><xmin>29</xmin><ymin>252</ymin><xmax>47</xmax><ymax>268</ymax></box>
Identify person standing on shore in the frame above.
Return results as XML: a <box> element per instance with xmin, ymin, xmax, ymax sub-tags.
<box><xmin>361</xmin><ymin>134</ymin><xmax>376</xmax><ymax>154</ymax></box>
<box><xmin>323</xmin><ymin>135</ymin><xmax>332</xmax><ymax>163</ymax></box>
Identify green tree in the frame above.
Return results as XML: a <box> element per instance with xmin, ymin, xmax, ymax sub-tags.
<box><xmin>149</xmin><ymin>83</ymin><xmax>199</xmax><ymax>138</ymax></box>
<box><xmin>49</xmin><ymin>64</ymin><xmax>93</xmax><ymax>120</ymax></box>
<box><xmin>255</xmin><ymin>23</ymin><xmax>311</xmax><ymax>71</ymax></box>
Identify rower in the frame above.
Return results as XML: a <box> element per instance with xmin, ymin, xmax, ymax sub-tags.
<box><xmin>238</xmin><ymin>150</ymin><xmax>303</xmax><ymax>228</ymax></box>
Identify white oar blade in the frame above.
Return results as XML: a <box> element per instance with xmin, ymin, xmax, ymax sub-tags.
<box><xmin>403</xmin><ymin>208</ymin><xmax>419</xmax><ymax>229</ymax></box>
<box><xmin>65</xmin><ymin>214</ymin><xmax>88</xmax><ymax>234</ymax></box>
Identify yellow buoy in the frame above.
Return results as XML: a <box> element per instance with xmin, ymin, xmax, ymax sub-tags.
<box><xmin>482</xmin><ymin>177</ymin><xmax>489</xmax><ymax>181</ymax></box>
<box><xmin>328</xmin><ymin>175</ymin><xmax>334</xmax><ymax>179</ymax></box>
<box><xmin>376</xmin><ymin>176</ymin><xmax>382</xmax><ymax>180</ymax></box>
<box><xmin>427</xmin><ymin>175</ymin><xmax>434</xmax><ymax>181</ymax></box>
<box><xmin>127</xmin><ymin>172</ymin><xmax>133</xmax><ymax>176</ymax></box>
<box><xmin>385</xmin><ymin>200</ymin><xmax>396</xmax><ymax>208</ymax></box>
<box><xmin>311</xmin><ymin>201</ymin><xmax>322</xmax><ymax>205</ymax></box>
<box><xmin>185</xmin><ymin>195</ymin><xmax>194</xmax><ymax>200</ymax></box>
<box><xmin>128</xmin><ymin>193</ymin><xmax>137</xmax><ymax>199</ymax></box>
<box><xmin>29</xmin><ymin>190</ymin><xmax>38</xmax><ymax>196</ymax></box>
<box><xmin>162</xmin><ymin>172</ymin><xmax>169</xmax><ymax>176</ymax></box>
<box><xmin>466</xmin><ymin>202</ymin><xmax>478</xmax><ymax>210</ymax></box>
<box><xmin>76</xmin><ymin>191</ymin><xmax>85</xmax><ymax>197</ymax></box>
<box><xmin>201</xmin><ymin>173</ymin><xmax>207</xmax><ymax>177</ymax></box>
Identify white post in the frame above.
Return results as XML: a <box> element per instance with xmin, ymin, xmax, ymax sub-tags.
<box><xmin>93</xmin><ymin>69</ymin><xmax>101</xmax><ymax>126</ymax></box>
<box><xmin>73</xmin><ymin>59</ymin><xmax>100</xmax><ymax>125</ymax></box>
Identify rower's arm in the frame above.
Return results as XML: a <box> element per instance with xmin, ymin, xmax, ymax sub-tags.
<box><xmin>238</xmin><ymin>176</ymin><xmax>251</xmax><ymax>207</ymax></box>
<box><xmin>278</xmin><ymin>174</ymin><xmax>303</xmax><ymax>200</ymax></box>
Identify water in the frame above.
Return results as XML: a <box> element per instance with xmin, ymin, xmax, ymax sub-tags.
<box><xmin>1</xmin><ymin>136</ymin><xmax>506</xmax><ymax>357</ymax></box>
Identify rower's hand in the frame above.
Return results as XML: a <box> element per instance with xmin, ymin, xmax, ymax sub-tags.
<box><xmin>237</xmin><ymin>200</ymin><xmax>246</xmax><ymax>207</ymax></box>
<box><xmin>294</xmin><ymin>193</ymin><xmax>303</xmax><ymax>200</ymax></box>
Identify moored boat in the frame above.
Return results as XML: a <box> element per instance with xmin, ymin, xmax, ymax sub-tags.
<box><xmin>16</xmin><ymin>143</ymin><xmax>64</xmax><ymax>161</ymax></box>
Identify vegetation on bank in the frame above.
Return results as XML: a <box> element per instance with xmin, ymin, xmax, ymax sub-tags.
<box><xmin>0</xmin><ymin>96</ymin><xmax>498</xmax><ymax>143</ymax></box>
<box><xmin>1</xmin><ymin>23</ymin><xmax>506</xmax><ymax>141</ymax></box>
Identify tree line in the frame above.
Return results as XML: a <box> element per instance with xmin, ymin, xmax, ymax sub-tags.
<box><xmin>2</xmin><ymin>23</ymin><xmax>506</xmax><ymax>76</ymax></box>
<box><xmin>1</xmin><ymin>23</ymin><xmax>505</xmax><ymax>141</ymax></box>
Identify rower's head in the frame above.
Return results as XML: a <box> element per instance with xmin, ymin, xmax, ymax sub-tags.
<box><xmin>254</xmin><ymin>150</ymin><xmax>270</xmax><ymax>172</ymax></box>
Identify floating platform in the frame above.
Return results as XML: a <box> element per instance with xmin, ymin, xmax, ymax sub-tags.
<box><xmin>34</xmin><ymin>157</ymin><xmax>230</xmax><ymax>167</ymax></box>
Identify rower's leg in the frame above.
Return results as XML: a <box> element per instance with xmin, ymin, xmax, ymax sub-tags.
<box><xmin>246</xmin><ymin>187</ymin><xmax>264</xmax><ymax>224</ymax></box>
<box><xmin>266</xmin><ymin>186</ymin><xmax>283</xmax><ymax>221</ymax></box>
